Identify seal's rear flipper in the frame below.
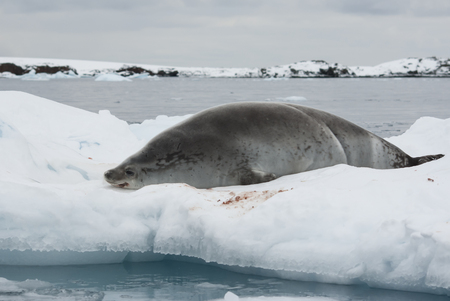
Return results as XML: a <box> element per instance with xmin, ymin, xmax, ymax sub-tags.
<box><xmin>412</xmin><ymin>154</ymin><xmax>445</xmax><ymax>166</ymax></box>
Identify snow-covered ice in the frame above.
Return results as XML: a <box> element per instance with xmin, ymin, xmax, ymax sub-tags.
<box><xmin>19</xmin><ymin>69</ymin><xmax>79</xmax><ymax>81</ymax></box>
<box><xmin>0</xmin><ymin>91</ymin><xmax>449</xmax><ymax>296</ymax></box>
<box><xmin>1</xmin><ymin>56</ymin><xmax>449</xmax><ymax>78</ymax></box>
<box><xmin>350</xmin><ymin>57</ymin><xmax>450</xmax><ymax>77</ymax></box>
<box><xmin>276</xmin><ymin>96</ymin><xmax>308</xmax><ymax>102</ymax></box>
<box><xmin>0</xmin><ymin>277</ymin><xmax>104</xmax><ymax>300</ymax></box>
<box><xmin>94</xmin><ymin>73</ymin><xmax>131</xmax><ymax>82</ymax></box>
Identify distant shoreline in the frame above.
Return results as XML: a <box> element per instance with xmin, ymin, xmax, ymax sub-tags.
<box><xmin>1</xmin><ymin>56</ymin><xmax>449</xmax><ymax>79</ymax></box>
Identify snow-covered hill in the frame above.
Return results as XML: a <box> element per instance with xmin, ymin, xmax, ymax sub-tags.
<box><xmin>0</xmin><ymin>57</ymin><xmax>449</xmax><ymax>79</ymax></box>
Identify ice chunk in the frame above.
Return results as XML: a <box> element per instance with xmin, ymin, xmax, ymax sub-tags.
<box><xmin>0</xmin><ymin>91</ymin><xmax>449</xmax><ymax>296</ymax></box>
<box><xmin>217</xmin><ymin>291</ymin><xmax>338</xmax><ymax>301</ymax></box>
<box><xmin>276</xmin><ymin>96</ymin><xmax>308</xmax><ymax>102</ymax></box>
<box><xmin>224</xmin><ymin>291</ymin><xmax>239</xmax><ymax>301</ymax></box>
<box><xmin>0</xmin><ymin>277</ymin><xmax>104</xmax><ymax>300</ymax></box>
<box><xmin>95</xmin><ymin>73</ymin><xmax>132</xmax><ymax>81</ymax></box>
<box><xmin>20</xmin><ymin>69</ymin><xmax>50</xmax><ymax>81</ymax></box>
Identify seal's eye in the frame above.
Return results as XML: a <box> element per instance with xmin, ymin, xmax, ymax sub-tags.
<box><xmin>125</xmin><ymin>170</ymin><xmax>135</xmax><ymax>177</ymax></box>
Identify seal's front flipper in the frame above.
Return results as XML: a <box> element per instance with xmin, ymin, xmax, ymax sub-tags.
<box><xmin>412</xmin><ymin>154</ymin><xmax>445</xmax><ymax>166</ymax></box>
<box><xmin>240</xmin><ymin>169</ymin><xmax>277</xmax><ymax>185</ymax></box>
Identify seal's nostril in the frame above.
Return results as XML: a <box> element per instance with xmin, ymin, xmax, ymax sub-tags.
<box><xmin>104</xmin><ymin>170</ymin><xmax>112</xmax><ymax>179</ymax></box>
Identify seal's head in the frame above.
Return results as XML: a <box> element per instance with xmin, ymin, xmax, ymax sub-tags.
<box><xmin>104</xmin><ymin>164</ymin><xmax>143</xmax><ymax>189</ymax></box>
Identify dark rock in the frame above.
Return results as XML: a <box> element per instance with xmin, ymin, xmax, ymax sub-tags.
<box><xmin>156</xmin><ymin>69</ymin><xmax>178</xmax><ymax>77</ymax></box>
<box><xmin>117</xmin><ymin>66</ymin><xmax>178</xmax><ymax>77</ymax></box>
<box><xmin>0</xmin><ymin>63</ymin><xmax>26</xmax><ymax>75</ymax></box>
<box><xmin>260</xmin><ymin>68</ymin><xmax>269</xmax><ymax>77</ymax></box>
<box><xmin>33</xmin><ymin>65</ymin><xmax>77</xmax><ymax>75</ymax></box>
<box><xmin>116</xmin><ymin>66</ymin><xmax>155</xmax><ymax>77</ymax></box>
<box><xmin>319</xmin><ymin>67</ymin><xmax>339</xmax><ymax>77</ymax></box>
<box><xmin>437</xmin><ymin>62</ymin><xmax>450</xmax><ymax>71</ymax></box>
<box><xmin>0</xmin><ymin>63</ymin><xmax>78</xmax><ymax>76</ymax></box>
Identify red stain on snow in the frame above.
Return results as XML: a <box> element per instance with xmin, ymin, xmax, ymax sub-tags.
<box><xmin>220</xmin><ymin>189</ymin><xmax>289</xmax><ymax>207</ymax></box>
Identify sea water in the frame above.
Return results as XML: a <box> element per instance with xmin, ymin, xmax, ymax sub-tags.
<box><xmin>0</xmin><ymin>77</ymin><xmax>450</xmax><ymax>300</ymax></box>
<box><xmin>1</xmin><ymin>77</ymin><xmax>449</xmax><ymax>137</ymax></box>
<box><xmin>3</xmin><ymin>260</ymin><xmax>450</xmax><ymax>301</ymax></box>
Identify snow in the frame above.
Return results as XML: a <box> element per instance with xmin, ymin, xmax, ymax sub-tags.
<box><xmin>128</xmin><ymin>72</ymin><xmax>160</xmax><ymax>80</ymax></box>
<box><xmin>94</xmin><ymin>73</ymin><xmax>131</xmax><ymax>82</ymax></box>
<box><xmin>349</xmin><ymin>57</ymin><xmax>449</xmax><ymax>77</ymax></box>
<box><xmin>1</xmin><ymin>56</ymin><xmax>449</xmax><ymax>78</ymax></box>
<box><xmin>19</xmin><ymin>69</ymin><xmax>78</xmax><ymax>81</ymax></box>
<box><xmin>1</xmin><ymin>92</ymin><xmax>450</xmax><ymax>296</ymax></box>
<box><xmin>0</xmin><ymin>57</ymin><xmax>259</xmax><ymax>78</ymax></box>
<box><xmin>262</xmin><ymin>61</ymin><xmax>345</xmax><ymax>78</ymax></box>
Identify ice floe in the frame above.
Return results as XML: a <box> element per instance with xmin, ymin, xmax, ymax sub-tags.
<box><xmin>0</xmin><ymin>91</ymin><xmax>449</xmax><ymax>296</ymax></box>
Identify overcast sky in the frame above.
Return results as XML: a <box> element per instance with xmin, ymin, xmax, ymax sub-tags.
<box><xmin>0</xmin><ymin>0</ymin><xmax>449</xmax><ymax>68</ymax></box>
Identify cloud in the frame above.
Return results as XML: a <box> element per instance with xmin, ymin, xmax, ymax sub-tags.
<box><xmin>326</xmin><ymin>0</ymin><xmax>450</xmax><ymax>17</ymax></box>
<box><xmin>328</xmin><ymin>0</ymin><xmax>407</xmax><ymax>15</ymax></box>
<box><xmin>0</xmin><ymin>0</ymin><xmax>449</xmax><ymax>67</ymax></box>
<box><xmin>2</xmin><ymin>0</ymin><xmax>449</xmax><ymax>17</ymax></box>
<box><xmin>0</xmin><ymin>0</ymin><xmax>146</xmax><ymax>14</ymax></box>
<box><xmin>0</xmin><ymin>0</ymin><xmax>270</xmax><ymax>33</ymax></box>
<box><xmin>0</xmin><ymin>0</ymin><xmax>265</xmax><ymax>15</ymax></box>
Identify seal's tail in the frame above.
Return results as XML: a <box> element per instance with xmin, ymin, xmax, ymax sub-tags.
<box><xmin>411</xmin><ymin>154</ymin><xmax>445</xmax><ymax>166</ymax></box>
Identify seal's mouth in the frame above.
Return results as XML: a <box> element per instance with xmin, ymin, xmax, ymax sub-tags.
<box><xmin>113</xmin><ymin>182</ymin><xmax>129</xmax><ymax>188</ymax></box>
<box><xmin>104</xmin><ymin>175</ymin><xmax>129</xmax><ymax>188</ymax></box>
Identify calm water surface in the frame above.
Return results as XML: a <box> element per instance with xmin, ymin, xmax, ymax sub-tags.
<box><xmin>0</xmin><ymin>77</ymin><xmax>449</xmax><ymax>300</ymax></box>
<box><xmin>2</xmin><ymin>260</ymin><xmax>450</xmax><ymax>301</ymax></box>
<box><xmin>1</xmin><ymin>77</ymin><xmax>449</xmax><ymax>137</ymax></box>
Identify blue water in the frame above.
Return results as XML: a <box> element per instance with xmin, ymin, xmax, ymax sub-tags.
<box><xmin>1</xmin><ymin>77</ymin><xmax>450</xmax><ymax>300</ymax></box>
<box><xmin>2</xmin><ymin>260</ymin><xmax>450</xmax><ymax>301</ymax></box>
